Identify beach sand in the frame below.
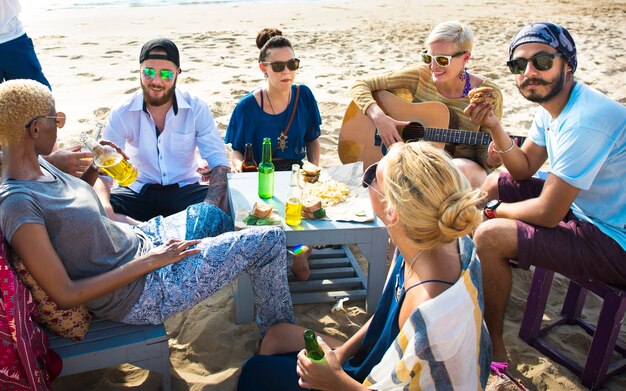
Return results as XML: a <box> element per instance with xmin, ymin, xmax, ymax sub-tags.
<box><xmin>18</xmin><ymin>0</ymin><xmax>626</xmax><ymax>389</ymax></box>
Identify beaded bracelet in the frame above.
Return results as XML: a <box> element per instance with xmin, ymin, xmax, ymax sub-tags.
<box><xmin>493</xmin><ymin>138</ymin><xmax>515</xmax><ymax>154</ymax></box>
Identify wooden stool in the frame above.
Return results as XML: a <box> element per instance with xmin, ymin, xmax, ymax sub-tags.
<box><xmin>519</xmin><ymin>267</ymin><xmax>626</xmax><ymax>389</ymax></box>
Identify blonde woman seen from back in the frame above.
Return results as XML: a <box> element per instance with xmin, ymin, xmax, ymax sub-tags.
<box><xmin>237</xmin><ymin>141</ymin><xmax>492</xmax><ymax>390</ymax></box>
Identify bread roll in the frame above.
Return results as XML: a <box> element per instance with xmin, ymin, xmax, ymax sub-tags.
<box><xmin>301</xmin><ymin>161</ymin><xmax>321</xmax><ymax>183</ymax></box>
<box><xmin>252</xmin><ymin>201</ymin><xmax>272</xmax><ymax>218</ymax></box>
<box><xmin>302</xmin><ymin>197</ymin><xmax>322</xmax><ymax>213</ymax></box>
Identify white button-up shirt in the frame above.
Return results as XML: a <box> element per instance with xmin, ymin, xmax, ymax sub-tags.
<box><xmin>0</xmin><ymin>0</ymin><xmax>25</xmax><ymax>43</ymax></box>
<box><xmin>103</xmin><ymin>88</ymin><xmax>229</xmax><ymax>193</ymax></box>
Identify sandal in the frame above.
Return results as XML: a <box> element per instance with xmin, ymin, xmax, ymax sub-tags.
<box><xmin>490</xmin><ymin>361</ymin><xmax>528</xmax><ymax>391</ymax></box>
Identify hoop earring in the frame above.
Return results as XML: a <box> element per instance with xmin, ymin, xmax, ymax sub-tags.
<box><xmin>458</xmin><ymin>67</ymin><xmax>468</xmax><ymax>81</ymax></box>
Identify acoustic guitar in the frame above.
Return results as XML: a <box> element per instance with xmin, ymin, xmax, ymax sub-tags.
<box><xmin>338</xmin><ymin>90</ymin><xmax>525</xmax><ymax>167</ymax></box>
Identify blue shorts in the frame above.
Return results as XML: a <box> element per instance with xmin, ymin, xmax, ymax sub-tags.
<box><xmin>0</xmin><ymin>33</ymin><xmax>51</xmax><ymax>89</ymax></box>
<box><xmin>497</xmin><ymin>172</ymin><xmax>626</xmax><ymax>286</ymax></box>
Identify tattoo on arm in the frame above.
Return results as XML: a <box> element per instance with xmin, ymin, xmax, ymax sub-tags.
<box><xmin>203</xmin><ymin>165</ymin><xmax>230</xmax><ymax>204</ymax></box>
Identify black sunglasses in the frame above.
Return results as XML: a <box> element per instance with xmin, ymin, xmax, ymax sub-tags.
<box><xmin>362</xmin><ymin>163</ymin><xmax>377</xmax><ymax>188</ymax></box>
<box><xmin>507</xmin><ymin>53</ymin><xmax>563</xmax><ymax>74</ymax></box>
<box><xmin>362</xmin><ymin>163</ymin><xmax>385</xmax><ymax>198</ymax></box>
<box><xmin>262</xmin><ymin>58</ymin><xmax>300</xmax><ymax>72</ymax></box>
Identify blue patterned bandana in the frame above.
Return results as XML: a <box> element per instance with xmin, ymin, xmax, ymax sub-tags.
<box><xmin>509</xmin><ymin>22</ymin><xmax>577</xmax><ymax>73</ymax></box>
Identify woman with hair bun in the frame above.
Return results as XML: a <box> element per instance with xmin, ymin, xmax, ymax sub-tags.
<box><xmin>238</xmin><ymin>141</ymin><xmax>492</xmax><ymax>390</ymax></box>
<box><xmin>225</xmin><ymin>28</ymin><xmax>322</xmax><ymax>281</ymax></box>
<box><xmin>225</xmin><ymin>28</ymin><xmax>321</xmax><ymax>172</ymax></box>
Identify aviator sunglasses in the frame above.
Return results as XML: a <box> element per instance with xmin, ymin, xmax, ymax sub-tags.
<box><xmin>421</xmin><ymin>50</ymin><xmax>466</xmax><ymax>67</ymax></box>
<box><xmin>507</xmin><ymin>53</ymin><xmax>563</xmax><ymax>74</ymax></box>
<box><xmin>24</xmin><ymin>112</ymin><xmax>66</xmax><ymax>129</ymax></box>
<box><xmin>141</xmin><ymin>67</ymin><xmax>175</xmax><ymax>81</ymax></box>
<box><xmin>262</xmin><ymin>58</ymin><xmax>300</xmax><ymax>72</ymax></box>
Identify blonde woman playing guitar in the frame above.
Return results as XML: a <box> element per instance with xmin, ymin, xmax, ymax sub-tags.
<box><xmin>348</xmin><ymin>21</ymin><xmax>504</xmax><ymax>188</ymax></box>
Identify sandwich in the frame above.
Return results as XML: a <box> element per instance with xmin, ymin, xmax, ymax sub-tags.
<box><xmin>468</xmin><ymin>86</ymin><xmax>497</xmax><ymax>105</ymax></box>
<box><xmin>301</xmin><ymin>161</ymin><xmax>321</xmax><ymax>183</ymax></box>
<box><xmin>301</xmin><ymin>196</ymin><xmax>326</xmax><ymax>219</ymax></box>
<box><xmin>243</xmin><ymin>201</ymin><xmax>281</xmax><ymax>225</ymax></box>
<box><xmin>252</xmin><ymin>201</ymin><xmax>272</xmax><ymax>218</ymax></box>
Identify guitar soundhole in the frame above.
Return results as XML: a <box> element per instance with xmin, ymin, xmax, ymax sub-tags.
<box><xmin>402</xmin><ymin>122</ymin><xmax>425</xmax><ymax>143</ymax></box>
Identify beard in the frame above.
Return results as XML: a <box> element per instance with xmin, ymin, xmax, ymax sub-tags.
<box><xmin>516</xmin><ymin>63</ymin><xmax>566</xmax><ymax>103</ymax></box>
<box><xmin>141</xmin><ymin>78</ymin><xmax>176</xmax><ymax>107</ymax></box>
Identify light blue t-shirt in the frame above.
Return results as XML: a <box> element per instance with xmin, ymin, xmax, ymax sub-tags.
<box><xmin>528</xmin><ymin>82</ymin><xmax>626</xmax><ymax>250</ymax></box>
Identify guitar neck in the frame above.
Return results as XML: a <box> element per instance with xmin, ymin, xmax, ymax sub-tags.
<box><xmin>422</xmin><ymin>126</ymin><xmax>526</xmax><ymax>146</ymax></box>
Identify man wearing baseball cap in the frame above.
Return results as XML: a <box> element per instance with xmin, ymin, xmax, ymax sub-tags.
<box><xmin>467</xmin><ymin>22</ymin><xmax>626</xmax><ymax>378</ymax></box>
<box><xmin>102</xmin><ymin>38</ymin><xmax>231</xmax><ymax>222</ymax></box>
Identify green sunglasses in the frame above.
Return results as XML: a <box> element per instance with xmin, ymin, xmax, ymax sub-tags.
<box><xmin>507</xmin><ymin>53</ymin><xmax>564</xmax><ymax>74</ymax></box>
<box><xmin>141</xmin><ymin>67</ymin><xmax>175</xmax><ymax>81</ymax></box>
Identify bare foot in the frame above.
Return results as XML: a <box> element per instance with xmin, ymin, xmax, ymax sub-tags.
<box><xmin>291</xmin><ymin>245</ymin><xmax>312</xmax><ymax>281</ymax></box>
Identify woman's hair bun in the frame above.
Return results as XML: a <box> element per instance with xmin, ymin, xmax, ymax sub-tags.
<box><xmin>256</xmin><ymin>28</ymin><xmax>283</xmax><ymax>49</ymax></box>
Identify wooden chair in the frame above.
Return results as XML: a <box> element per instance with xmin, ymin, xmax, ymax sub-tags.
<box><xmin>49</xmin><ymin>318</ymin><xmax>171</xmax><ymax>390</ymax></box>
<box><xmin>519</xmin><ymin>267</ymin><xmax>626</xmax><ymax>389</ymax></box>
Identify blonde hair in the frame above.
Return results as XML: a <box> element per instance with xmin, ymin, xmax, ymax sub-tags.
<box><xmin>0</xmin><ymin>79</ymin><xmax>54</xmax><ymax>145</ymax></box>
<box><xmin>426</xmin><ymin>21</ymin><xmax>474</xmax><ymax>53</ymax></box>
<box><xmin>382</xmin><ymin>142</ymin><xmax>482</xmax><ymax>250</ymax></box>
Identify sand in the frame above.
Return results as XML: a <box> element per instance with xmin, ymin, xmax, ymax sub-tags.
<box><xmin>17</xmin><ymin>0</ymin><xmax>626</xmax><ymax>389</ymax></box>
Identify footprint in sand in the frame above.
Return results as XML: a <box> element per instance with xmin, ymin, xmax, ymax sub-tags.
<box><xmin>93</xmin><ymin>107</ymin><xmax>111</xmax><ymax>120</ymax></box>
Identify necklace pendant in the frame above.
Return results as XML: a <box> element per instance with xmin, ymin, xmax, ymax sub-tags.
<box><xmin>395</xmin><ymin>284</ymin><xmax>402</xmax><ymax>302</ymax></box>
<box><xmin>394</xmin><ymin>273</ymin><xmax>402</xmax><ymax>302</ymax></box>
<box><xmin>277</xmin><ymin>134</ymin><xmax>288</xmax><ymax>152</ymax></box>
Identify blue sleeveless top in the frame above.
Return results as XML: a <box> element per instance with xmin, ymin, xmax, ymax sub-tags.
<box><xmin>343</xmin><ymin>252</ymin><xmax>401</xmax><ymax>380</ymax></box>
<box><xmin>343</xmin><ymin>251</ymin><xmax>454</xmax><ymax>381</ymax></box>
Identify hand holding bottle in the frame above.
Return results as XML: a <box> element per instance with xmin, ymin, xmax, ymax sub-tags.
<box><xmin>297</xmin><ymin>334</ymin><xmax>348</xmax><ymax>390</ymax></box>
<box><xmin>80</xmin><ymin>132</ymin><xmax>138</xmax><ymax>187</ymax></box>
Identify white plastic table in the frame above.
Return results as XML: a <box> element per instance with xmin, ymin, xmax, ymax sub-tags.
<box><xmin>228</xmin><ymin>171</ymin><xmax>389</xmax><ymax>323</ymax></box>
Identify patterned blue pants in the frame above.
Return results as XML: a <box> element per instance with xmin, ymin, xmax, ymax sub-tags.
<box><xmin>121</xmin><ymin>203</ymin><xmax>295</xmax><ymax>335</ymax></box>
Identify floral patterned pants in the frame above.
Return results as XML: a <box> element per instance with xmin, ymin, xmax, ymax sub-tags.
<box><xmin>121</xmin><ymin>203</ymin><xmax>295</xmax><ymax>335</ymax></box>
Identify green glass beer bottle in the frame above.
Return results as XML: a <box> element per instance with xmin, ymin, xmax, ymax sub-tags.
<box><xmin>303</xmin><ymin>329</ymin><xmax>325</xmax><ymax>362</ymax></box>
<box><xmin>258</xmin><ymin>137</ymin><xmax>275</xmax><ymax>199</ymax></box>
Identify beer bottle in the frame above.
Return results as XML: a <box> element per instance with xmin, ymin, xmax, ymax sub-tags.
<box><xmin>285</xmin><ymin>164</ymin><xmax>303</xmax><ymax>226</ymax></box>
<box><xmin>258</xmin><ymin>138</ymin><xmax>275</xmax><ymax>198</ymax></box>
<box><xmin>241</xmin><ymin>143</ymin><xmax>258</xmax><ymax>172</ymax></box>
<box><xmin>80</xmin><ymin>132</ymin><xmax>138</xmax><ymax>187</ymax></box>
<box><xmin>303</xmin><ymin>329</ymin><xmax>325</xmax><ymax>362</ymax></box>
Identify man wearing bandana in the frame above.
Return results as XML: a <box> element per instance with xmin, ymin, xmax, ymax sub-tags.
<box><xmin>102</xmin><ymin>38</ymin><xmax>231</xmax><ymax>223</ymax></box>
<box><xmin>469</xmin><ymin>22</ymin><xmax>626</xmax><ymax>375</ymax></box>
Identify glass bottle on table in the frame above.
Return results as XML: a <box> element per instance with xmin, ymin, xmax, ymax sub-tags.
<box><xmin>285</xmin><ymin>164</ymin><xmax>303</xmax><ymax>226</ymax></box>
<box><xmin>241</xmin><ymin>143</ymin><xmax>258</xmax><ymax>172</ymax></box>
<box><xmin>258</xmin><ymin>137</ymin><xmax>275</xmax><ymax>198</ymax></box>
<box><xmin>79</xmin><ymin>132</ymin><xmax>138</xmax><ymax>187</ymax></box>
